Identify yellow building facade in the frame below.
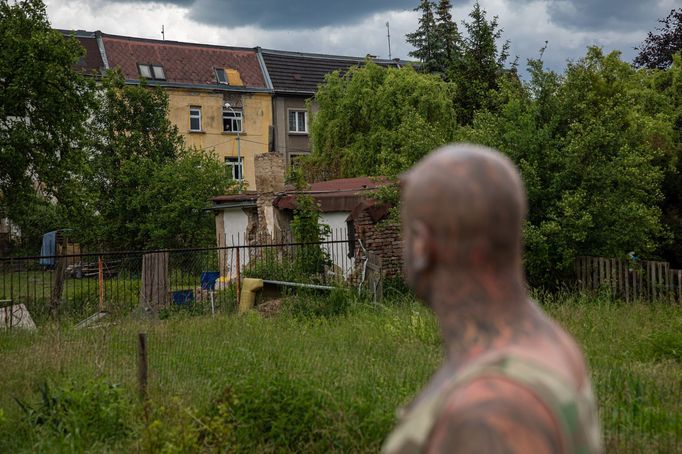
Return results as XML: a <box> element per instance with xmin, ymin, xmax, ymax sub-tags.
<box><xmin>167</xmin><ymin>90</ymin><xmax>272</xmax><ymax>189</ymax></box>
<box><xmin>100</xmin><ymin>34</ymin><xmax>274</xmax><ymax>190</ymax></box>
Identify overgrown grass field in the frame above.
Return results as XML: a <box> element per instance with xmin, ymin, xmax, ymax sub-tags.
<box><xmin>0</xmin><ymin>292</ymin><xmax>680</xmax><ymax>452</ymax></box>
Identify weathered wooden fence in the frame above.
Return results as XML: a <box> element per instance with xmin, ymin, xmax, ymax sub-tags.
<box><xmin>575</xmin><ymin>256</ymin><xmax>682</xmax><ymax>302</ymax></box>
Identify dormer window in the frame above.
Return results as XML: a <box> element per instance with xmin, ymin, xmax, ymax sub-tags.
<box><xmin>152</xmin><ymin>65</ymin><xmax>165</xmax><ymax>80</ymax></box>
<box><xmin>138</xmin><ymin>64</ymin><xmax>166</xmax><ymax>80</ymax></box>
<box><xmin>215</xmin><ymin>68</ymin><xmax>245</xmax><ymax>86</ymax></box>
<box><xmin>139</xmin><ymin>64</ymin><xmax>152</xmax><ymax>79</ymax></box>
<box><xmin>215</xmin><ymin>68</ymin><xmax>228</xmax><ymax>84</ymax></box>
<box><xmin>215</xmin><ymin>68</ymin><xmax>229</xmax><ymax>85</ymax></box>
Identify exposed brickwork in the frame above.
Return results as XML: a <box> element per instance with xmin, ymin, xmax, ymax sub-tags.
<box><xmin>254</xmin><ymin>152</ymin><xmax>286</xmax><ymax>193</ymax></box>
<box><xmin>352</xmin><ymin>206</ymin><xmax>402</xmax><ymax>280</ymax></box>
<box><xmin>254</xmin><ymin>153</ymin><xmax>288</xmax><ymax>241</ymax></box>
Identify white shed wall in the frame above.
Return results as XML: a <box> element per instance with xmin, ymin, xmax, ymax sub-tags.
<box><xmin>320</xmin><ymin>211</ymin><xmax>351</xmax><ymax>276</ymax></box>
<box><xmin>222</xmin><ymin>208</ymin><xmax>250</xmax><ymax>271</ymax></box>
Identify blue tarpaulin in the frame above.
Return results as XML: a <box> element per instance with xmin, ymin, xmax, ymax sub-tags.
<box><xmin>40</xmin><ymin>231</ymin><xmax>57</xmax><ymax>266</ymax></box>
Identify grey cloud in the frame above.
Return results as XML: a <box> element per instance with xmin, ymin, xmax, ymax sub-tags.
<box><xmin>544</xmin><ymin>0</ymin><xmax>666</xmax><ymax>32</ymax></box>
<box><xmin>107</xmin><ymin>0</ymin><xmax>415</xmax><ymax>29</ymax></box>
<box><xmin>104</xmin><ymin>0</ymin><xmax>670</xmax><ymax>38</ymax></box>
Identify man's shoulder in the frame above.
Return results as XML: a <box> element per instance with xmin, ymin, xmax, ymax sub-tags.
<box><xmin>382</xmin><ymin>371</ymin><xmax>562</xmax><ymax>454</ymax></box>
<box><xmin>427</xmin><ymin>376</ymin><xmax>563</xmax><ymax>454</ymax></box>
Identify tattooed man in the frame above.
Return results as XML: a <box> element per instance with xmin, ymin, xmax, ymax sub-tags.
<box><xmin>383</xmin><ymin>144</ymin><xmax>602</xmax><ymax>454</ymax></box>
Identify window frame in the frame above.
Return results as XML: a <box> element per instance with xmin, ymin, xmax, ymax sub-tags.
<box><xmin>189</xmin><ymin>106</ymin><xmax>202</xmax><ymax>132</ymax></box>
<box><xmin>288</xmin><ymin>153</ymin><xmax>305</xmax><ymax>169</ymax></box>
<box><xmin>287</xmin><ymin>109</ymin><xmax>308</xmax><ymax>134</ymax></box>
<box><xmin>222</xmin><ymin>108</ymin><xmax>243</xmax><ymax>133</ymax></box>
<box><xmin>224</xmin><ymin>156</ymin><xmax>244</xmax><ymax>181</ymax></box>
<box><xmin>138</xmin><ymin>64</ymin><xmax>153</xmax><ymax>79</ymax></box>
<box><xmin>151</xmin><ymin>65</ymin><xmax>166</xmax><ymax>80</ymax></box>
<box><xmin>138</xmin><ymin>63</ymin><xmax>166</xmax><ymax>81</ymax></box>
<box><xmin>215</xmin><ymin>68</ymin><xmax>228</xmax><ymax>85</ymax></box>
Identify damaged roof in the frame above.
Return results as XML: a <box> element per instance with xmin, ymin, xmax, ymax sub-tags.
<box><xmin>274</xmin><ymin>176</ymin><xmax>389</xmax><ymax>212</ymax></box>
<box><xmin>212</xmin><ymin>177</ymin><xmax>389</xmax><ymax>213</ymax></box>
<box><xmin>211</xmin><ymin>191</ymin><xmax>259</xmax><ymax>209</ymax></box>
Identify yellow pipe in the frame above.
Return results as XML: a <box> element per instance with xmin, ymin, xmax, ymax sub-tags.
<box><xmin>238</xmin><ymin>278</ymin><xmax>263</xmax><ymax>314</ymax></box>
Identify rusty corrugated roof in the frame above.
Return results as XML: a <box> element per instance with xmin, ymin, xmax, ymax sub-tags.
<box><xmin>274</xmin><ymin>176</ymin><xmax>389</xmax><ymax>212</ymax></box>
<box><xmin>212</xmin><ymin>192</ymin><xmax>259</xmax><ymax>203</ymax></box>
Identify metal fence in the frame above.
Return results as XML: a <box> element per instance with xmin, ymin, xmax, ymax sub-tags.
<box><xmin>1</xmin><ymin>232</ymin><xmax>354</xmax><ymax>327</ymax></box>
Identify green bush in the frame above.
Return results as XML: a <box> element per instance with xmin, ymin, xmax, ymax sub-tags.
<box><xmin>229</xmin><ymin>375</ymin><xmax>332</xmax><ymax>452</ymax></box>
<box><xmin>284</xmin><ymin>287</ymin><xmax>352</xmax><ymax>318</ymax></box>
<box><xmin>12</xmin><ymin>379</ymin><xmax>133</xmax><ymax>451</ymax></box>
<box><xmin>141</xmin><ymin>388</ymin><xmax>235</xmax><ymax>453</ymax></box>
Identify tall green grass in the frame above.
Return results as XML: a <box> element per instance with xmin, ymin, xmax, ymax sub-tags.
<box><xmin>0</xmin><ymin>292</ymin><xmax>679</xmax><ymax>452</ymax></box>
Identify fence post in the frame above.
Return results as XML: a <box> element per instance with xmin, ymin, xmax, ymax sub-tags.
<box><xmin>236</xmin><ymin>246</ymin><xmax>241</xmax><ymax>306</ymax></box>
<box><xmin>49</xmin><ymin>235</ymin><xmax>68</xmax><ymax>321</ymax></box>
<box><xmin>623</xmin><ymin>259</ymin><xmax>629</xmax><ymax>300</ymax></box>
<box><xmin>139</xmin><ymin>252</ymin><xmax>169</xmax><ymax>316</ymax></box>
<box><xmin>138</xmin><ymin>332</ymin><xmax>148</xmax><ymax>416</ymax></box>
<box><xmin>98</xmin><ymin>256</ymin><xmax>104</xmax><ymax>312</ymax></box>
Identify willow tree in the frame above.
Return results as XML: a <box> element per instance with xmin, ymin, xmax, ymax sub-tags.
<box><xmin>303</xmin><ymin>61</ymin><xmax>456</xmax><ymax>181</ymax></box>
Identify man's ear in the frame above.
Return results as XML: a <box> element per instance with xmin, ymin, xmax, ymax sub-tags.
<box><xmin>409</xmin><ymin>220</ymin><xmax>433</xmax><ymax>274</ymax></box>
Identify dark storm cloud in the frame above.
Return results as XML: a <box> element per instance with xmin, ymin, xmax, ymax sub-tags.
<box><xmin>103</xmin><ymin>0</ymin><xmax>673</xmax><ymax>34</ymax></box>
<box><xmin>507</xmin><ymin>0</ymin><xmax>670</xmax><ymax>32</ymax></box>
<box><xmin>108</xmin><ymin>0</ymin><xmax>416</xmax><ymax>29</ymax></box>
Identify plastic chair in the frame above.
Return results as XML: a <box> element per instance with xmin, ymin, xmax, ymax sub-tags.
<box><xmin>172</xmin><ymin>290</ymin><xmax>194</xmax><ymax>305</ymax></box>
<box><xmin>200</xmin><ymin>271</ymin><xmax>220</xmax><ymax>315</ymax></box>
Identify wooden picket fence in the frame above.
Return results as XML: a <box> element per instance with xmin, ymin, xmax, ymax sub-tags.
<box><xmin>575</xmin><ymin>256</ymin><xmax>682</xmax><ymax>303</ymax></box>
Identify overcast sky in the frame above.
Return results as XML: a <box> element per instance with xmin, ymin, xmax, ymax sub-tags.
<box><xmin>46</xmin><ymin>0</ymin><xmax>679</xmax><ymax>75</ymax></box>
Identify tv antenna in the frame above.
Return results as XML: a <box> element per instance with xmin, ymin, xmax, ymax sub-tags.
<box><xmin>161</xmin><ymin>24</ymin><xmax>165</xmax><ymax>40</ymax></box>
<box><xmin>386</xmin><ymin>21</ymin><xmax>392</xmax><ymax>60</ymax></box>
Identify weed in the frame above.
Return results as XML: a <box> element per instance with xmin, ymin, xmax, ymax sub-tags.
<box><xmin>11</xmin><ymin>379</ymin><xmax>133</xmax><ymax>452</ymax></box>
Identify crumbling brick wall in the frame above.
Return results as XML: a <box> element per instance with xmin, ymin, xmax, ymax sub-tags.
<box><xmin>352</xmin><ymin>206</ymin><xmax>402</xmax><ymax>280</ymax></box>
<box><xmin>254</xmin><ymin>152</ymin><xmax>289</xmax><ymax>241</ymax></box>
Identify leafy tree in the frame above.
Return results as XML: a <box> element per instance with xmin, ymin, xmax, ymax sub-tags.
<box><xmin>634</xmin><ymin>8</ymin><xmax>682</xmax><ymax>69</ymax></box>
<box><xmin>304</xmin><ymin>61</ymin><xmax>456</xmax><ymax>180</ymax></box>
<box><xmin>291</xmin><ymin>194</ymin><xmax>331</xmax><ymax>275</ymax></box>
<box><xmin>124</xmin><ymin>149</ymin><xmax>233</xmax><ymax>250</ymax></box>
<box><xmin>449</xmin><ymin>1</ymin><xmax>511</xmax><ymax>124</ymax></box>
<box><xmin>648</xmin><ymin>53</ymin><xmax>682</xmax><ymax>265</ymax></box>
<box><xmin>460</xmin><ymin>48</ymin><xmax>674</xmax><ymax>287</ymax></box>
<box><xmin>0</xmin><ymin>0</ymin><xmax>95</xmax><ymax>226</ymax></box>
<box><xmin>406</xmin><ymin>0</ymin><xmax>440</xmax><ymax>73</ymax></box>
<box><xmin>6</xmin><ymin>193</ymin><xmax>66</xmax><ymax>255</ymax></box>
<box><xmin>85</xmin><ymin>70</ymin><xmax>232</xmax><ymax>250</ymax></box>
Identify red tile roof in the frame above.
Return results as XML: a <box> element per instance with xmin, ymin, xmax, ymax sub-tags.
<box><xmin>101</xmin><ymin>34</ymin><xmax>267</xmax><ymax>89</ymax></box>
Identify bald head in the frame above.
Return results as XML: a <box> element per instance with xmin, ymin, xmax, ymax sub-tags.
<box><xmin>402</xmin><ymin>144</ymin><xmax>527</xmax><ymax>288</ymax></box>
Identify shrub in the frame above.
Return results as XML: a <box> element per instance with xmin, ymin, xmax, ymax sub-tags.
<box><xmin>14</xmin><ymin>379</ymin><xmax>133</xmax><ymax>450</ymax></box>
<box><xmin>284</xmin><ymin>287</ymin><xmax>352</xmax><ymax>318</ymax></box>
